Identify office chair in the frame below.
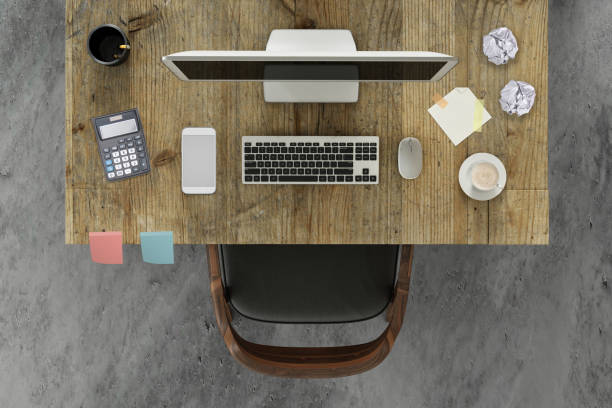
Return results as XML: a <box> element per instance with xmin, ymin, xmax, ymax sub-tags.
<box><xmin>207</xmin><ymin>244</ymin><xmax>414</xmax><ymax>378</ymax></box>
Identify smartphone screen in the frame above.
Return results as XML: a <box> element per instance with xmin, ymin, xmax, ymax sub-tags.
<box><xmin>182</xmin><ymin>129</ymin><xmax>216</xmax><ymax>194</ymax></box>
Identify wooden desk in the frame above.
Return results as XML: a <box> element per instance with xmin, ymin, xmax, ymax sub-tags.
<box><xmin>66</xmin><ymin>0</ymin><xmax>548</xmax><ymax>245</ymax></box>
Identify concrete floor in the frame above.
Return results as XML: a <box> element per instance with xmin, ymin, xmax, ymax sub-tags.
<box><xmin>1</xmin><ymin>0</ymin><xmax>611</xmax><ymax>407</ymax></box>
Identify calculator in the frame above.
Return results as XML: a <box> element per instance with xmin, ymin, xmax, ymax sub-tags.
<box><xmin>92</xmin><ymin>109</ymin><xmax>151</xmax><ymax>181</ymax></box>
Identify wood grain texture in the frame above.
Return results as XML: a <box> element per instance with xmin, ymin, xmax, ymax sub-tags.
<box><xmin>489</xmin><ymin>190</ymin><xmax>549</xmax><ymax>244</ymax></box>
<box><xmin>207</xmin><ymin>244</ymin><xmax>413</xmax><ymax>378</ymax></box>
<box><xmin>65</xmin><ymin>0</ymin><xmax>548</xmax><ymax>244</ymax></box>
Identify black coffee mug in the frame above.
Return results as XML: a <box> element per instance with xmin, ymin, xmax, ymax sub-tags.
<box><xmin>87</xmin><ymin>24</ymin><xmax>130</xmax><ymax>66</ymax></box>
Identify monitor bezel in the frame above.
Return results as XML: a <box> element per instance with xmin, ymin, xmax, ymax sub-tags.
<box><xmin>161</xmin><ymin>51</ymin><xmax>458</xmax><ymax>82</ymax></box>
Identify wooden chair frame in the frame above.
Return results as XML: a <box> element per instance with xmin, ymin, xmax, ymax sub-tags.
<box><xmin>207</xmin><ymin>244</ymin><xmax>414</xmax><ymax>378</ymax></box>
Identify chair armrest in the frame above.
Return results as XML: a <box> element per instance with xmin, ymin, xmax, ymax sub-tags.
<box><xmin>206</xmin><ymin>244</ymin><xmax>413</xmax><ymax>378</ymax></box>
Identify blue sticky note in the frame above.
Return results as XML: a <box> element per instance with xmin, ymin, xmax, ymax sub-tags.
<box><xmin>140</xmin><ymin>231</ymin><xmax>174</xmax><ymax>264</ymax></box>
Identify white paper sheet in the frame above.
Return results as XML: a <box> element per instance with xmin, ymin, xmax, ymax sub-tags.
<box><xmin>428</xmin><ymin>88</ymin><xmax>492</xmax><ymax>146</ymax></box>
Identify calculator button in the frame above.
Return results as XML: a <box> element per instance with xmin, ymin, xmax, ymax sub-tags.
<box><xmin>105</xmin><ymin>159</ymin><xmax>112</xmax><ymax>165</ymax></box>
<box><xmin>128</xmin><ymin>148</ymin><xmax>135</xmax><ymax>154</ymax></box>
<box><xmin>112</xmin><ymin>152</ymin><xmax>119</xmax><ymax>158</ymax></box>
<box><xmin>115</xmin><ymin>164</ymin><xmax>122</xmax><ymax>170</ymax></box>
<box><xmin>112</xmin><ymin>146</ymin><xmax>118</xmax><ymax>151</ymax></box>
<box><xmin>116</xmin><ymin>170</ymin><xmax>124</xmax><ymax>176</ymax></box>
<box><xmin>129</xmin><ymin>154</ymin><xmax>137</xmax><ymax>160</ymax></box>
<box><xmin>103</xmin><ymin>148</ymin><xmax>110</xmax><ymax>153</ymax></box>
<box><xmin>104</xmin><ymin>153</ymin><xmax>111</xmax><ymax>159</ymax></box>
<box><xmin>108</xmin><ymin>172</ymin><xmax>115</xmax><ymax>179</ymax></box>
<box><xmin>113</xmin><ymin>158</ymin><xmax>121</xmax><ymax>164</ymax></box>
<box><xmin>106</xmin><ymin>166</ymin><xmax>114</xmax><ymax>172</ymax></box>
<box><xmin>134</xmin><ymin>135</ymin><xmax>141</xmax><ymax>140</ymax></box>
<box><xmin>120</xmin><ymin>150</ymin><xmax>127</xmax><ymax>156</ymax></box>
<box><xmin>137</xmin><ymin>146</ymin><xmax>144</xmax><ymax>152</ymax></box>
<box><xmin>121</xmin><ymin>156</ymin><xmax>129</xmax><ymax>162</ymax></box>
<box><xmin>124</xmin><ymin>168</ymin><xmax>132</xmax><ymax>175</ymax></box>
<box><xmin>119</xmin><ymin>144</ymin><xmax>126</xmax><ymax>149</ymax></box>
<box><xmin>138</xmin><ymin>153</ymin><xmax>145</xmax><ymax>158</ymax></box>
<box><xmin>126</xmin><ymin>137</ymin><xmax>133</xmax><ymax>142</ymax></box>
<box><xmin>119</xmin><ymin>138</ymin><xmax>125</xmax><ymax>143</ymax></box>
<box><xmin>137</xmin><ymin>140</ymin><xmax>143</xmax><ymax>145</ymax></box>
<box><xmin>127</xmin><ymin>142</ymin><xmax>134</xmax><ymax>147</ymax></box>
<box><xmin>123</xmin><ymin>161</ymin><xmax>131</xmax><ymax>168</ymax></box>
<box><xmin>141</xmin><ymin>162</ymin><xmax>147</xmax><ymax>169</ymax></box>
<box><xmin>131</xmin><ymin>160</ymin><xmax>138</xmax><ymax>166</ymax></box>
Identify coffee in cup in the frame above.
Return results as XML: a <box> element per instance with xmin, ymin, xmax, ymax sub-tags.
<box><xmin>471</xmin><ymin>162</ymin><xmax>499</xmax><ymax>191</ymax></box>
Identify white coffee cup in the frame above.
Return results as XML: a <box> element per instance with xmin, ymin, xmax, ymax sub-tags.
<box><xmin>471</xmin><ymin>162</ymin><xmax>502</xmax><ymax>191</ymax></box>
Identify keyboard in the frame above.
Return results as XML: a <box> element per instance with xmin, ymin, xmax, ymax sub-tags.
<box><xmin>242</xmin><ymin>136</ymin><xmax>379</xmax><ymax>184</ymax></box>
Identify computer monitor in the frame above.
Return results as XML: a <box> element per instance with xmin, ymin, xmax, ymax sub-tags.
<box><xmin>162</xmin><ymin>30</ymin><xmax>458</xmax><ymax>103</ymax></box>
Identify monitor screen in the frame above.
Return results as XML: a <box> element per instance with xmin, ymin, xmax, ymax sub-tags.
<box><xmin>172</xmin><ymin>60</ymin><xmax>447</xmax><ymax>81</ymax></box>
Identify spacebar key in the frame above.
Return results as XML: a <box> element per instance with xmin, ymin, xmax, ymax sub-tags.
<box><xmin>279</xmin><ymin>176</ymin><xmax>318</xmax><ymax>182</ymax></box>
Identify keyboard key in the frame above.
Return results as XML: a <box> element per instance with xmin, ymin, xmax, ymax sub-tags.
<box><xmin>245</xmin><ymin>176</ymin><xmax>253</xmax><ymax>182</ymax></box>
<box><xmin>270</xmin><ymin>176</ymin><xmax>278</xmax><ymax>182</ymax></box>
<box><xmin>261</xmin><ymin>176</ymin><xmax>269</xmax><ymax>182</ymax></box>
<box><xmin>298</xmin><ymin>169</ymin><xmax>305</xmax><ymax>175</ymax></box>
<box><xmin>279</xmin><ymin>176</ymin><xmax>318</xmax><ymax>182</ymax></box>
<box><xmin>319</xmin><ymin>176</ymin><xmax>326</xmax><ymax>182</ymax></box>
<box><xmin>363</xmin><ymin>168</ymin><xmax>369</xmax><ymax>175</ymax></box>
<box><xmin>245</xmin><ymin>169</ymin><xmax>260</xmax><ymax>174</ymax></box>
<box><xmin>356</xmin><ymin>176</ymin><xmax>362</xmax><ymax>181</ymax></box>
<box><xmin>254</xmin><ymin>176</ymin><xmax>260</xmax><ymax>182</ymax></box>
<box><xmin>342</xmin><ymin>154</ymin><xmax>353</xmax><ymax>160</ymax></box>
<box><xmin>334</xmin><ymin>168</ymin><xmax>353</xmax><ymax>175</ymax></box>
<box><xmin>356</xmin><ymin>154</ymin><xmax>362</xmax><ymax>160</ymax></box>
<box><xmin>337</xmin><ymin>162</ymin><xmax>352</xmax><ymax>167</ymax></box>
<box><xmin>371</xmin><ymin>176</ymin><xmax>377</xmax><ymax>182</ymax></box>
<box><xmin>245</xmin><ymin>161</ymin><xmax>256</xmax><ymax>167</ymax></box>
<box><xmin>346</xmin><ymin>176</ymin><xmax>353</xmax><ymax>182</ymax></box>
<box><xmin>337</xmin><ymin>176</ymin><xmax>345</xmax><ymax>182</ymax></box>
<box><xmin>290</xmin><ymin>168</ymin><xmax>297</xmax><ymax>175</ymax></box>
<box><xmin>328</xmin><ymin>176</ymin><xmax>335</xmax><ymax>182</ymax></box>
<box><xmin>339</xmin><ymin>147</ymin><xmax>352</xmax><ymax>153</ymax></box>
<box><xmin>370</xmin><ymin>155</ymin><xmax>376</xmax><ymax>160</ymax></box>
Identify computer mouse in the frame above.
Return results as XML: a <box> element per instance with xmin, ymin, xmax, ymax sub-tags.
<box><xmin>398</xmin><ymin>137</ymin><xmax>422</xmax><ymax>179</ymax></box>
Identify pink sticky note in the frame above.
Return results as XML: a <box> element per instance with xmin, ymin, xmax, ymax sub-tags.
<box><xmin>89</xmin><ymin>232</ymin><xmax>123</xmax><ymax>264</ymax></box>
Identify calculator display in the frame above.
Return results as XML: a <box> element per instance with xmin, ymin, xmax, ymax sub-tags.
<box><xmin>99</xmin><ymin>118</ymin><xmax>138</xmax><ymax>140</ymax></box>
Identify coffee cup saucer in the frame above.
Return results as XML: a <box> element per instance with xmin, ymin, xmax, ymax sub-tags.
<box><xmin>458</xmin><ymin>153</ymin><xmax>507</xmax><ymax>201</ymax></box>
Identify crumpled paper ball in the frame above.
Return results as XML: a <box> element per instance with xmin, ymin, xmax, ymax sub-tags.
<box><xmin>499</xmin><ymin>80</ymin><xmax>536</xmax><ymax>116</ymax></box>
<box><xmin>483</xmin><ymin>27</ymin><xmax>518</xmax><ymax>65</ymax></box>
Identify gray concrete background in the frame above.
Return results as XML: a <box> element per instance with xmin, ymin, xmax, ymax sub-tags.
<box><xmin>1</xmin><ymin>0</ymin><xmax>611</xmax><ymax>407</ymax></box>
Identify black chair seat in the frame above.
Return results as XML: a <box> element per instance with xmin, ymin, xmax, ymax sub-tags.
<box><xmin>219</xmin><ymin>245</ymin><xmax>399</xmax><ymax>323</ymax></box>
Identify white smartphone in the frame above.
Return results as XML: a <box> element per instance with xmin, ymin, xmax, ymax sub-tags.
<box><xmin>181</xmin><ymin>128</ymin><xmax>216</xmax><ymax>194</ymax></box>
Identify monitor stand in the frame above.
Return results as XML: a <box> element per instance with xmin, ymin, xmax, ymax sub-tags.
<box><xmin>263</xmin><ymin>30</ymin><xmax>359</xmax><ymax>103</ymax></box>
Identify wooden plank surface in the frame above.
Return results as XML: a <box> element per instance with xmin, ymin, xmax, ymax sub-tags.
<box><xmin>65</xmin><ymin>0</ymin><xmax>548</xmax><ymax>245</ymax></box>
